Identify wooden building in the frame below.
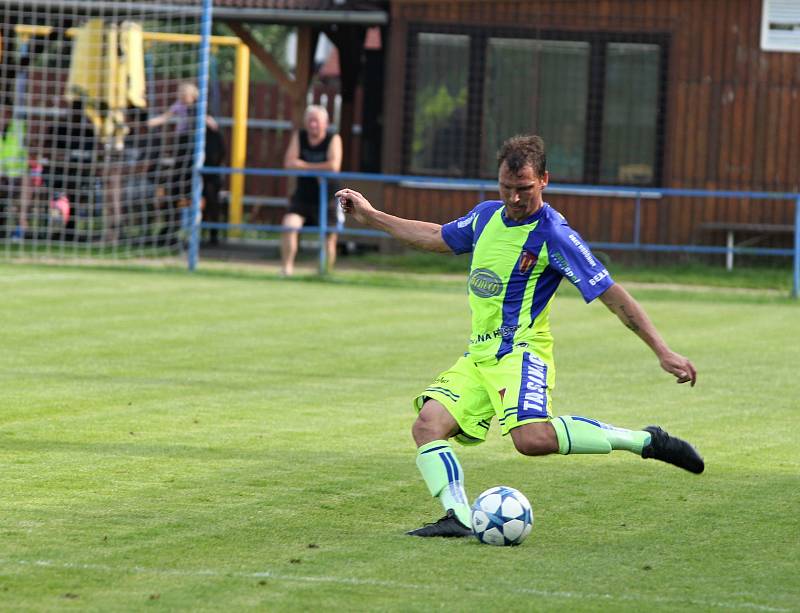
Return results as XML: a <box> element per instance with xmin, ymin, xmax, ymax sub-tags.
<box><xmin>198</xmin><ymin>1</ymin><xmax>800</xmax><ymax>251</ymax></box>
<box><xmin>377</xmin><ymin>0</ymin><xmax>800</xmax><ymax>250</ymax></box>
<box><xmin>2</xmin><ymin>0</ymin><xmax>797</xmax><ymax>251</ymax></box>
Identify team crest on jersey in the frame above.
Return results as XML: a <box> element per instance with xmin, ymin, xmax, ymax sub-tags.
<box><xmin>518</xmin><ymin>250</ymin><xmax>538</xmax><ymax>275</ymax></box>
<box><xmin>469</xmin><ymin>268</ymin><xmax>503</xmax><ymax>298</ymax></box>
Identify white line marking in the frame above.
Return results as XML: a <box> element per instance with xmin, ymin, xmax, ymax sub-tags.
<box><xmin>0</xmin><ymin>559</ymin><xmax>789</xmax><ymax>612</ymax></box>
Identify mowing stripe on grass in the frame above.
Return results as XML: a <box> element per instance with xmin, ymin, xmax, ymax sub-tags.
<box><xmin>4</xmin><ymin>559</ymin><xmax>789</xmax><ymax>612</ymax></box>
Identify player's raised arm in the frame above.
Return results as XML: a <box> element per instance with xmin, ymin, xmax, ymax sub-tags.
<box><xmin>336</xmin><ymin>188</ymin><xmax>451</xmax><ymax>253</ymax></box>
<box><xmin>599</xmin><ymin>282</ymin><xmax>697</xmax><ymax>386</ymax></box>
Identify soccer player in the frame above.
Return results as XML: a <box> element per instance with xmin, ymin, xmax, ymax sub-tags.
<box><xmin>336</xmin><ymin>135</ymin><xmax>703</xmax><ymax>538</ymax></box>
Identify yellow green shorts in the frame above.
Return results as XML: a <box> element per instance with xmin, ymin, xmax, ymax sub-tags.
<box><xmin>413</xmin><ymin>346</ymin><xmax>555</xmax><ymax>446</ymax></box>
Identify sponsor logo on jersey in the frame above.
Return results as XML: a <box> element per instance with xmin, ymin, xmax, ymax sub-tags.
<box><xmin>568</xmin><ymin>233</ymin><xmax>597</xmax><ymax>267</ymax></box>
<box><xmin>518</xmin><ymin>250</ymin><xmax>538</xmax><ymax>275</ymax></box>
<box><xmin>457</xmin><ymin>212</ymin><xmax>476</xmax><ymax>228</ymax></box>
<box><xmin>468</xmin><ymin>268</ymin><xmax>504</xmax><ymax>298</ymax></box>
<box><xmin>469</xmin><ymin>324</ymin><xmax>520</xmax><ymax>344</ymax></box>
<box><xmin>588</xmin><ymin>269</ymin><xmax>609</xmax><ymax>286</ymax></box>
<box><xmin>550</xmin><ymin>251</ymin><xmax>581</xmax><ymax>284</ymax></box>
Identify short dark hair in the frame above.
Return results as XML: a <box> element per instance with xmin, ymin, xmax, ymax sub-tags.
<box><xmin>497</xmin><ymin>134</ymin><xmax>547</xmax><ymax>177</ymax></box>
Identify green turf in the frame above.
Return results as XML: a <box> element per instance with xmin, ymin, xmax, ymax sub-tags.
<box><xmin>1</xmin><ymin>262</ymin><xmax>798</xmax><ymax>612</ymax></box>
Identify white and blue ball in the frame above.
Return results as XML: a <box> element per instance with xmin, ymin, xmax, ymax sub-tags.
<box><xmin>470</xmin><ymin>486</ymin><xmax>533</xmax><ymax>546</ymax></box>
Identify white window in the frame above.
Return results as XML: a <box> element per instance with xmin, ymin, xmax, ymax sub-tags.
<box><xmin>761</xmin><ymin>0</ymin><xmax>800</xmax><ymax>52</ymax></box>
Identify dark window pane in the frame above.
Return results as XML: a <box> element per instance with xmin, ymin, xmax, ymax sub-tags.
<box><xmin>482</xmin><ymin>39</ymin><xmax>589</xmax><ymax>180</ymax></box>
<box><xmin>538</xmin><ymin>42</ymin><xmax>590</xmax><ymax>182</ymax></box>
<box><xmin>410</xmin><ymin>33</ymin><xmax>469</xmax><ymax>174</ymax></box>
<box><xmin>601</xmin><ymin>43</ymin><xmax>660</xmax><ymax>184</ymax></box>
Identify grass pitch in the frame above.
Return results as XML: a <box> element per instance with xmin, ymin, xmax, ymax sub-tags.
<box><xmin>0</xmin><ymin>263</ymin><xmax>798</xmax><ymax>612</ymax></box>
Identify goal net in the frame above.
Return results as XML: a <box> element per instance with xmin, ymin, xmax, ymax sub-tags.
<box><xmin>0</xmin><ymin>0</ymin><xmax>211</xmax><ymax>262</ymax></box>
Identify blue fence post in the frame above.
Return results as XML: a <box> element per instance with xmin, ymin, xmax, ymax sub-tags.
<box><xmin>793</xmin><ymin>195</ymin><xmax>800</xmax><ymax>299</ymax></box>
<box><xmin>188</xmin><ymin>0</ymin><xmax>213</xmax><ymax>272</ymax></box>
<box><xmin>319</xmin><ymin>176</ymin><xmax>328</xmax><ymax>275</ymax></box>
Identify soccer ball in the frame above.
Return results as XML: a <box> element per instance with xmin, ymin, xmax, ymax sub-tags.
<box><xmin>470</xmin><ymin>486</ymin><xmax>533</xmax><ymax>546</ymax></box>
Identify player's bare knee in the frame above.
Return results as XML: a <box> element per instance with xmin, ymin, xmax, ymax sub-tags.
<box><xmin>511</xmin><ymin>422</ymin><xmax>558</xmax><ymax>456</ymax></box>
<box><xmin>411</xmin><ymin>412</ymin><xmax>441</xmax><ymax>445</ymax></box>
<box><xmin>411</xmin><ymin>417</ymin><xmax>432</xmax><ymax>445</ymax></box>
<box><xmin>412</xmin><ymin>400</ymin><xmax>457</xmax><ymax>445</ymax></box>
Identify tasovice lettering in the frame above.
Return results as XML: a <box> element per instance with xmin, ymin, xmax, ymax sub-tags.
<box><xmin>522</xmin><ymin>354</ymin><xmax>547</xmax><ymax>414</ymax></box>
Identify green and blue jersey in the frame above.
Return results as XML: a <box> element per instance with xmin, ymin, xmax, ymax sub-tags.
<box><xmin>441</xmin><ymin>200</ymin><xmax>614</xmax><ymax>363</ymax></box>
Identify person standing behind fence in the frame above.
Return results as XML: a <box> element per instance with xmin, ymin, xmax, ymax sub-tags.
<box><xmin>202</xmin><ymin>116</ymin><xmax>226</xmax><ymax>246</ymax></box>
<box><xmin>281</xmin><ymin>104</ymin><xmax>343</xmax><ymax>276</ymax></box>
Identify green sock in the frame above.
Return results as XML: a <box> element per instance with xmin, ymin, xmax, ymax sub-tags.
<box><xmin>416</xmin><ymin>440</ymin><xmax>471</xmax><ymax>527</ymax></box>
<box><xmin>551</xmin><ymin>416</ymin><xmax>651</xmax><ymax>455</ymax></box>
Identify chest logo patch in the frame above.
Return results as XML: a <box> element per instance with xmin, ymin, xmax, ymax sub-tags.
<box><xmin>519</xmin><ymin>250</ymin><xmax>538</xmax><ymax>275</ymax></box>
<box><xmin>469</xmin><ymin>268</ymin><xmax>504</xmax><ymax>298</ymax></box>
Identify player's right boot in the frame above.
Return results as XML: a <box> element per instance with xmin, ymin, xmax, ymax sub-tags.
<box><xmin>641</xmin><ymin>426</ymin><xmax>705</xmax><ymax>474</ymax></box>
<box><xmin>406</xmin><ymin>509</ymin><xmax>472</xmax><ymax>537</ymax></box>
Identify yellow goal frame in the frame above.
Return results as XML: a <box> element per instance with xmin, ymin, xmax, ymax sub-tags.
<box><xmin>16</xmin><ymin>24</ymin><xmax>250</xmax><ymax>229</ymax></box>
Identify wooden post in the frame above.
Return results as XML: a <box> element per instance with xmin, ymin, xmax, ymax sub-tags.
<box><xmin>292</xmin><ymin>25</ymin><xmax>318</xmax><ymax>126</ymax></box>
<box><xmin>327</xmin><ymin>26</ymin><xmax>366</xmax><ymax>170</ymax></box>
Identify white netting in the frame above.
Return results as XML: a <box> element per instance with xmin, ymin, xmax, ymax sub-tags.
<box><xmin>0</xmin><ymin>0</ymin><xmax>209</xmax><ymax>261</ymax></box>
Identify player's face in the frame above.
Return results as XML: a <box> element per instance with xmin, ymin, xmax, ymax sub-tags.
<box><xmin>498</xmin><ymin>162</ymin><xmax>548</xmax><ymax>221</ymax></box>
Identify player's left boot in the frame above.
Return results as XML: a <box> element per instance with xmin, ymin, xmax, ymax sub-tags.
<box><xmin>641</xmin><ymin>426</ymin><xmax>704</xmax><ymax>474</ymax></box>
<box><xmin>406</xmin><ymin>509</ymin><xmax>472</xmax><ymax>538</ymax></box>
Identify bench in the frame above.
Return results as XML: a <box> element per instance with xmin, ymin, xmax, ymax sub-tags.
<box><xmin>699</xmin><ymin>222</ymin><xmax>795</xmax><ymax>270</ymax></box>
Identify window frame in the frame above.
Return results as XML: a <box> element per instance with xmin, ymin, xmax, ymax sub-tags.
<box><xmin>404</xmin><ymin>24</ymin><xmax>670</xmax><ymax>186</ymax></box>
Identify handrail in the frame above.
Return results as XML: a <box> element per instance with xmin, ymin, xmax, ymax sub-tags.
<box><xmin>198</xmin><ymin>165</ymin><xmax>799</xmax><ymax>298</ymax></box>
<box><xmin>202</xmin><ymin>166</ymin><xmax>800</xmax><ymax>201</ymax></box>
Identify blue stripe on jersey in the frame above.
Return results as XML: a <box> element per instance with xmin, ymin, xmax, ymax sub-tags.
<box><xmin>516</xmin><ymin>351</ymin><xmax>549</xmax><ymax>420</ymax></box>
<box><xmin>496</xmin><ymin>231</ymin><xmax>547</xmax><ymax>360</ymax></box>
<box><xmin>496</xmin><ymin>269</ymin><xmax>526</xmax><ymax>360</ymax></box>
<box><xmin>528</xmin><ymin>265</ymin><xmax>563</xmax><ymax>323</ymax></box>
<box><xmin>420</xmin><ymin>444</ymin><xmax>449</xmax><ymax>455</ymax></box>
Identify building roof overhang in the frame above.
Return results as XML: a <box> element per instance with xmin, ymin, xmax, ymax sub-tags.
<box><xmin>9</xmin><ymin>0</ymin><xmax>388</xmax><ymax>26</ymax></box>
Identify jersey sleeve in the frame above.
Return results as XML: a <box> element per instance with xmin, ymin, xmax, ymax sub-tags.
<box><xmin>547</xmin><ymin>224</ymin><xmax>614</xmax><ymax>303</ymax></box>
<box><xmin>441</xmin><ymin>206</ymin><xmax>480</xmax><ymax>254</ymax></box>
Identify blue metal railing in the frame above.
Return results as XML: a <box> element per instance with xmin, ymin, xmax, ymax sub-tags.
<box><xmin>200</xmin><ymin>166</ymin><xmax>800</xmax><ymax>298</ymax></box>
